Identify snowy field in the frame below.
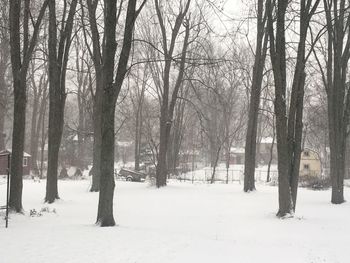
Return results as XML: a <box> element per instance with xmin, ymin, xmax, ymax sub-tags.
<box><xmin>0</xmin><ymin>179</ymin><xmax>349</xmax><ymax>263</ymax></box>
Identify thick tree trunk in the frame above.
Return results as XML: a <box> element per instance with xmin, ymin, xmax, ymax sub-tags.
<box><xmin>9</xmin><ymin>78</ymin><xmax>26</xmax><ymax>212</ymax></box>
<box><xmin>156</xmin><ymin>111</ymin><xmax>169</xmax><ymax>187</ymax></box>
<box><xmin>328</xmin><ymin>103</ymin><xmax>346</xmax><ymax>204</ymax></box>
<box><xmin>275</xmin><ymin>96</ymin><xmax>293</xmax><ymax>217</ymax></box>
<box><xmin>8</xmin><ymin>0</ymin><xmax>47</xmax><ymax>213</ymax></box>
<box><xmin>323</xmin><ymin>0</ymin><xmax>348</xmax><ymax>205</ymax></box>
<box><xmin>96</xmin><ymin>90</ymin><xmax>116</xmax><ymax>226</ymax></box>
<box><xmin>46</xmin><ymin>96</ymin><xmax>65</xmax><ymax>203</ymax></box>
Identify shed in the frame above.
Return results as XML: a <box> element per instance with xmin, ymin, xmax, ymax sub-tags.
<box><xmin>299</xmin><ymin>148</ymin><xmax>321</xmax><ymax>177</ymax></box>
<box><xmin>0</xmin><ymin>149</ymin><xmax>31</xmax><ymax>176</ymax></box>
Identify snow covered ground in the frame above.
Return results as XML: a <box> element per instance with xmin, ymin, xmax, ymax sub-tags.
<box><xmin>0</xmin><ymin>179</ymin><xmax>349</xmax><ymax>263</ymax></box>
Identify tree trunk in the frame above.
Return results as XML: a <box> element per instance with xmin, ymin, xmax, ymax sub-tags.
<box><xmin>46</xmin><ymin>94</ymin><xmax>65</xmax><ymax>202</ymax></box>
<box><xmin>29</xmin><ymin>91</ymin><xmax>40</xmax><ymax>172</ymax></box>
<box><xmin>322</xmin><ymin>0</ymin><xmax>349</xmax><ymax>205</ymax></box>
<box><xmin>9</xmin><ymin>78</ymin><xmax>26</xmax><ymax>212</ymax></box>
<box><xmin>266</xmin><ymin>122</ymin><xmax>275</xmax><ymax>182</ymax></box>
<box><xmin>0</xmin><ymin>100</ymin><xmax>5</xmax><ymax>150</ymax></box>
<box><xmin>96</xmin><ymin>89</ymin><xmax>116</xmax><ymax>226</ymax></box>
<box><xmin>134</xmin><ymin>102</ymin><xmax>141</xmax><ymax>171</ymax></box>
<box><xmin>33</xmin><ymin>90</ymin><xmax>48</xmax><ymax>174</ymax></box>
<box><xmin>156</xmin><ymin>111</ymin><xmax>169</xmax><ymax>187</ymax></box>
<box><xmin>244</xmin><ymin>0</ymin><xmax>268</xmax><ymax>192</ymax></box>
<box><xmin>328</xmin><ymin>103</ymin><xmax>346</xmax><ymax>204</ymax></box>
<box><xmin>46</xmin><ymin>0</ymin><xmax>77</xmax><ymax>203</ymax></box>
<box><xmin>95</xmin><ymin>0</ymin><xmax>144</xmax><ymax>226</ymax></box>
<box><xmin>39</xmin><ymin>100</ymin><xmax>47</xmax><ymax>179</ymax></box>
<box><xmin>0</xmin><ymin>57</ymin><xmax>8</xmax><ymax>150</ymax></box>
<box><xmin>90</xmin><ymin>73</ymin><xmax>102</xmax><ymax>192</ymax></box>
<box><xmin>210</xmin><ymin>144</ymin><xmax>222</xmax><ymax>184</ymax></box>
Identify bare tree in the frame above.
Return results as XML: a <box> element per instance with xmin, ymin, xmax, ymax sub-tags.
<box><xmin>9</xmin><ymin>0</ymin><xmax>48</xmax><ymax>212</ymax></box>
<box><xmin>46</xmin><ymin>0</ymin><xmax>78</xmax><ymax>203</ymax></box>
<box><xmin>243</xmin><ymin>0</ymin><xmax>268</xmax><ymax>192</ymax></box>
<box><xmin>29</xmin><ymin>60</ymin><xmax>49</xmax><ymax>174</ymax></box>
<box><xmin>316</xmin><ymin>0</ymin><xmax>350</xmax><ymax>204</ymax></box>
<box><xmin>96</xmin><ymin>0</ymin><xmax>146</xmax><ymax>226</ymax></box>
<box><xmin>267</xmin><ymin>0</ymin><xmax>320</xmax><ymax>217</ymax></box>
<box><xmin>153</xmin><ymin>0</ymin><xmax>193</xmax><ymax>187</ymax></box>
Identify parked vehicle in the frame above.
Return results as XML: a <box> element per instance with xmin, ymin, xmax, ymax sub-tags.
<box><xmin>117</xmin><ymin>168</ymin><xmax>147</xmax><ymax>182</ymax></box>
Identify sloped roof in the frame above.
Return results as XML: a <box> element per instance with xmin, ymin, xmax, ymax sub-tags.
<box><xmin>0</xmin><ymin>149</ymin><xmax>31</xmax><ymax>157</ymax></box>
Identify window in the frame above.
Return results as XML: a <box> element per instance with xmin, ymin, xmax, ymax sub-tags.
<box><xmin>303</xmin><ymin>164</ymin><xmax>310</xmax><ymax>170</ymax></box>
<box><xmin>23</xmin><ymin>157</ymin><xmax>28</xmax><ymax>167</ymax></box>
<box><xmin>304</xmin><ymin>151</ymin><xmax>310</xmax><ymax>157</ymax></box>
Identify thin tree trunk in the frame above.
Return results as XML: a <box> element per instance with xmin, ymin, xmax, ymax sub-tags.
<box><xmin>244</xmin><ymin>0</ymin><xmax>268</xmax><ymax>192</ymax></box>
<box><xmin>266</xmin><ymin>120</ymin><xmax>275</xmax><ymax>182</ymax></box>
<box><xmin>29</xmin><ymin>89</ymin><xmax>40</xmax><ymax>172</ymax></box>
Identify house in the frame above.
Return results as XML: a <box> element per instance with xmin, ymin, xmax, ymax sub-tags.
<box><xmin>230</xmin><ymin>147</ymin><xmax>245</xmax><ymax>165</ymax></box>
<box><xmin>0</xmin><ymin>149</ymin><xmax>31</xmax><ymax>176</ymax></box>
<box><xmin>299</xmin><ymin>148</ymin><xmax>321</xmax><ymax>177</ymax></box>
<box><xmin>258</xmin><ymin>137</ymin><xmax>277</xmax><ymax>165</ymax></box>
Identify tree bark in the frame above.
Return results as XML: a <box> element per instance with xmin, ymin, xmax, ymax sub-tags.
<box><xmin>243</xmin><ymin>0</ymin><xmax>268</xmax><ymax>192</ymax></box>
<box><xmin>97</xmin><ymin>89</ymin><xmax>116</xmax><ymax>226</ymax></box>
<box><xmin>95</xmin><ymin>0</ymin><xmax>145</xmax><ymax>226</ymax></box>
<box><xmin>267</xmin><ymin>0</ymin><xmax>319</xmax><ymax>216</ymax></box>
<box><xmin>9</xmin><ymin>0</ymin><xmax>48</xmax><ymax>212</ymax></box>
<box><xmin>46</xmin><ymin>0</ymin><xmax>78</xmax><ymax>203</ymax></box>
<box><xmin>322</xmin><ymin>0</ymin><xmax>350</xmax><ymax>204</ymax></box>
<box><xmin>154</xmin><ymin>0</ymin><xmax>191</xmax><ymax>187</ymax></box>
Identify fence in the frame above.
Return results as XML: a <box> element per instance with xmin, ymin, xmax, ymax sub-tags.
<box><xmin>176</xmin><ymin>167</ymin><xmax>327</xmax><ymax>184</ymax></box>
<box><xmin>177</xmin><ymin>167</ymin><xmax>279</xmax><ymax>184</ymax></box>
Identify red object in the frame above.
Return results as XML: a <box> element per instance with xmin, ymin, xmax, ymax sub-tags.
<box><xmin>0</xmin><ymin>149</ymin><xmax>31</xmax><ymax>176</ymax></box>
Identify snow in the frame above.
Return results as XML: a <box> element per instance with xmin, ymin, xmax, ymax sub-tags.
<box><xmin>180</xmin><ymin>165</ymin><xmax>278</xmax><ymax>183</ymax></box>
<box><xmin>0</xmin><ymin>179</ymin><xmax>349</xmax><ymax>263</ymax></box>
<box><xmin>260</xmin><ymin>137</ymin><xmax>274</xmax><ymax>144</ymax></box>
